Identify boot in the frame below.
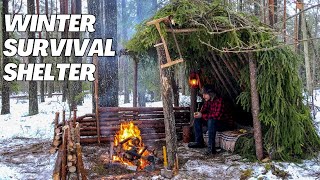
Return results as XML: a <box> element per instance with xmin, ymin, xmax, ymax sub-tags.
<box><xmin>188</xmin><ymin>142</ymin><xmax>206</xmax><ymax>148</ymax></box>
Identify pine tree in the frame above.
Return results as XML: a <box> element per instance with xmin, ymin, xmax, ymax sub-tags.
<box><xmin>1</xmin><ymin>0</ymin><xmax>10</xmax><ymax>114</ymax></box>
<box><xmin>28</xmin><ymin>0</ymin><xmax>39</xmax><ymax>115</ymax></box>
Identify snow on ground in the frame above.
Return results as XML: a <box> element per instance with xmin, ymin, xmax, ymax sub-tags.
<box><xmin>0</xmin><ymin>91</ymin><xmax>320</xmax><ymax>179</ymax></box>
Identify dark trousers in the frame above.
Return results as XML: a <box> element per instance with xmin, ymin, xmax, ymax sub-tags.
<box><xmin>194</xmin><ymin>118</ymin><xmax>217</xmax><ymax>150</ymax></box>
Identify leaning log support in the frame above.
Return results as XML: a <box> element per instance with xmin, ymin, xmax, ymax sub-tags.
<box><xmin>207</xmin><ymin>57</ymin><xmax>233</xmax><ymax>98</ymax></box>
<box><xmin>211</xmin><ymin>53</ymin><xmax>238</xmax><ymax>95</ymax></box>
<box><xmin>248</xmin><ymin>53</ymin><xmax>263</xmax><ymax>160</ymax></box>
<box><xmin>156</xmin><ymin>41</ymin><xmax>178</xmax><ymax>170</ymax></box>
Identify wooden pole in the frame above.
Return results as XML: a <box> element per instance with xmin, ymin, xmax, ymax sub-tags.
<box><xmin>93</xmin><ymin>55</ymin><xmax>101</xmax><ymax>144</ymax></box>
<box><xmin>133</xmin><ymin>56</ymin><xmax>138</xmax><ymax>107</ymax></box>
<box><xmin>73</xmin><ymin>108</ymin><xmax>77</xmax><ymax>128</ymax></box>
<box><xmin>190</xmin><ymin>87</ymin><xmax>197</xmax><ymax>126</ymax></box>
<box><xmin>156</xmin><ymin>42</ymin><xmax>178</xmax><ymax>170</ymax></box>
<box><xmin>61</xmin><ymin>125</ymin><xmax>68</xmax><ymax>180</ymax></box>
<box><xmin>248</xmin><ymin>53</ymin><xmax>263</xmax><ymax>160</ymax></box>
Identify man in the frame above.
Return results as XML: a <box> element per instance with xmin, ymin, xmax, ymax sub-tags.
<box><xmin>188</xmin><ymin>85</ymin><xmax>224</xmax><ymax>155</ymax></box>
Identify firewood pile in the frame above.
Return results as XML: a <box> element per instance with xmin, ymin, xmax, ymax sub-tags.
<box><xmin>109</xmin><ymin>136</ymin><xmax>158</xmax><ymax>172</ymax></box>
<box><xmin>50</xmin><ymin>110</ymin><xmax>87</xmax><ymax>180</ymax></box>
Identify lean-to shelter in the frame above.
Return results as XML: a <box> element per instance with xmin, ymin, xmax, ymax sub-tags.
<box><xmin>126</xmin><ymin>0</ymin><xmax>320</xmax><ymax>161</ymax></box>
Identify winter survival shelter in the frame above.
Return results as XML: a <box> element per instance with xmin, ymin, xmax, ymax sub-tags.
<box><xmin>124</xmin><ymin>0</ymin><xmax>320</xmax><ymax>161</ymax></box>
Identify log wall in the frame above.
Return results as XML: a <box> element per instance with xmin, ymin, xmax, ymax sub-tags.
<box><xmin>77</xmin><ymin>107</ymin><xmax>190</xmax><ymax>144</ymax></box>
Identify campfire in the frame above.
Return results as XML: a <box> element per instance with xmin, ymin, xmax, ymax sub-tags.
<box><xmin>111</xmin><ymin>121</ymin><xmax>156</xmax><ymax>171</ymax></box>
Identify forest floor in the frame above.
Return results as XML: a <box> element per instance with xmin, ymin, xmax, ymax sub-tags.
<box><xmin>1</xmin><ymin>138</ymin><xmax>320</xmax><ymax>180</ymax></box>
<box><xmin>0</xmin><ymin>92</ymin><xmax>320</xmax><ymax>179</ymax></box>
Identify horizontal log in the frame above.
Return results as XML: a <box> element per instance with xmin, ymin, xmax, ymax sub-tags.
<box><xmin>99</xmin><ymin>110</ymin><xmax>190</xmax><ymax>117</ymax></box>
<box><xmin>77</xmin><ymin>118</ymin><xmax>96</xmax><ymax>123</ymax></box>
<box><xmin>79</xmin><ymin>122</ymin><xmax>96</xmax><ymax>127</ymax></box>
<box><xmin>76</xmin><ymin>114</ymin><xmax>95</xmax><ymax>121</ymax></box>
<box><xmin>99</xmin><ymin>107</ymin><xmax>189</xmax><ymax>113</ymax></box>
<box><xmin>80</xmin><ymin>131</ymin><xmax>97</xmax><ymax>136</ymax></box>
<box><xmin>100</xmin><ymin>127</ymin><xmax>184</xmax><ymax>136</ymax></box>
<box><xmin>98</xmin><ymin>120</ymin><xmax>189</xmax><ymax>127</ymax></box>
<box><xmin>80</xmin><ymin>127</ymin><xmax>97</xmax><ymax>131</ymax></box>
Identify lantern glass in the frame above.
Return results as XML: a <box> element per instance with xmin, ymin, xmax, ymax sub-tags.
<box><xmin>190</xmin><ymin>79</ymin><xmax>197</xmax><ymax>86</ymax></box>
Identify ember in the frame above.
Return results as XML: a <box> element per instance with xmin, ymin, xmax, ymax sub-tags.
<box><xmin>111</xmin><ymin>121</ymin><xmax>155</xmax><ymax>171</ymax></box>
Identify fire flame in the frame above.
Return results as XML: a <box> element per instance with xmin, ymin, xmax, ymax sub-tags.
<box><xmin>112</xmin><ymin>121</ymin><xmax>151</xmax><ymax>170</ymax></box>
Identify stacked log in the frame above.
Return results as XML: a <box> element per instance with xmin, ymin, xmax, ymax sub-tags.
<box><xmin>52</xmin><ymin>118</ymin><xmax>87</xmax><ymax>180</ymax></box>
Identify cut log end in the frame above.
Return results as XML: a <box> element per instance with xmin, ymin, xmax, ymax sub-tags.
<box><xmin>68</xmin><ymin>166</ymin><xmax>77</xmax><ymax>173</ymax></box>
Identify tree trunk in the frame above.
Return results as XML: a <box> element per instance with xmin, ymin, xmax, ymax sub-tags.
<box><xmin>122</xmin><ymin>0</ymin><xmax>130</xmax><ymax>104</ymax></box>
<box><xmin>68</xmin><ymin>0</ymin><xmax>77</xmax><ymax>111</ymax></box>
<box><xmin>133</xmin><ymin>57</ymin><xmax>138</xmax><ymax>107</ymax></box>
<box><xmin>89</xmin><ymin>0</ymin><xmax>102</xmax><ymax>110</ymax></box>
<box><xmin>254</xmin><ymin>0</ymin><xmax>260</xmax><ymax>16</ymax></box>
<box><xmin>1</xmin><ymin>0</ymin><xmax>10</xmax><ymax>114</ymax></box>
<box><xmin>75</xmin><ymin>0</ymin><xmax>83</xmax><ymax>105</ymax></box>
<box><xmin>248</xmin><ymin>53</ymin><xmax>263</xmax><ymax>160</ymax></box>
<box><xmin>238</xmin><ymin>0</ymin><xmax>243</xmax><ymax>12</ymax></box>
<box><xmin>268</xmin><ymin>0</ymin><xmax>274</xmax><ymax>27</ymax></box>
<box><xmin>45</xmin><ymin>0</ymin><xmax>53</xmax><ymax>98</ymax></box>
<box><xmin>170</xmin><ymin>69</ymin><xmax>179</xmax><ymax>107</ymax></box>
<box><xmin>36</xmin><ymin>0</ymin><xmax>45</xmax><ymax>103</ymax></box>
<box><xmin>283</xmin><ymin>0</ymin><xmax>286</xmax><ymax>43</ymax></box>
<box><xmin>301</xmin><ymin>1</ymin><xmax>312</xmax><ymax>94</ymax></box>
<box><xmin>180</xmin><ymin>65</ymin><xmax>186</xmax><ymax>95</ymax></box>
<box><xmin>60</xmin><ymin>0</ymin><xmax>68</xmax><ymax>102</ymax></box>
<box><xmin>28</xmin><ymin>0</ymin><xmax>38</xmax><ymax>115</ymax></box>
<box><xmin>103</xmin><ymin>0</ymin><xmax>118</xmax><ymax>107</ymax></box>
<box><xmin>156</xmin><ymin>44</ymin><xmax>177</xmax><ymax>170</ymax></box>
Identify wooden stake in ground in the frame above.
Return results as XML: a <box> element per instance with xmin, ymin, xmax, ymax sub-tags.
<box><xmin>156</xmin><ymin>42</ymin><xmax>178</xmax><ymax>170</ymax></box>
<box><xmin>248</xmin><ymin>53</ymin><xmax>263</xmax><ymax>160</ymax></box>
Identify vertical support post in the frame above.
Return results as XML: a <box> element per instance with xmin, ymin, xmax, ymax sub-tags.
<box><xmin>248</xmin><ymin>53</ymin><xmax>263</xmax><ymax>160</ymax></box>
<box><xmin>93</xmin><ymin>55</ymin><xmax>101</xmax><ymax>144</ymax></box>
<box><xmin>156</xmin><ymin>42</ymin><xmax>178</xmax><ymax>170</ymax></box>
<box><xmin>190</xmin><ymin>87</ymin><xmax>197</xmax><ymax>126</ymax></box>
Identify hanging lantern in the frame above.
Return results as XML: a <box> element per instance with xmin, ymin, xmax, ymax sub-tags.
<box><xmin>189</xmin><ymin>72</ymin><xmax>200</xmax><ymax>88</ymax></box>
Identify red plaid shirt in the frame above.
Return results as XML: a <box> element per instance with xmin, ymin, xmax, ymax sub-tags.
<box><xmin>200</xmin><ymin>97</ymin><xmax>224</xmax><ymax>121</ymax></box>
